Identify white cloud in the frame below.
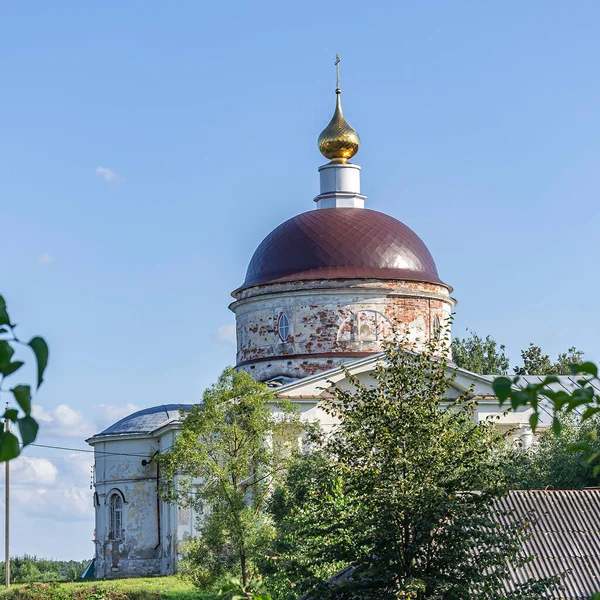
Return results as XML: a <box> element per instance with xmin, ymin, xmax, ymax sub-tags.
<box><xmin>96</xmin><ymin>166</ymin><xmax>123</xmax><ymax>184</ymax></box>
<box><xmin>95</xmin><ymin>403</ymin><xmax>140</xmax><ymax>430</ymax></box>
<box><xmin>54</xmin><ymin>404</ymin><xmax>84</xmax><ymax>428</ymax></box>
<box><xmin>1</xmin><ymin>456</ymin><xmax>58</xmax><ymax>485</ymax></box>
<box><xmin>32</xmin><ymin>404</ymin><xmax>95</xmax><ymax>439</ymax></box>
<box><xmin>32</xmin><ymin>401</ymin><xmax>143</xmax><ymax>441</ymax></box>
<box><xmin>32</xmin><ymin>405</ymin><xmax>54</xmax><ymax>424</ymax></box>
<box><xmin>63</xmin><ymin>453</ymin><xmax>94</xmax><ymax>480</ymax></box>
<box><xmin>217</xmin><ymin>323</ymin><xmax>236</xmax><ymax>344</ymax></box>
<box><xmin>97</xmin><ymin>403</ymin><xmax>139</xmax><ymax>423</ymax></box>
<box><xmin>12</xmin><ymin>485</ymin><xmax>92</xmax><ymax>520</ymax></box>
<box><xmin>37</xmin><ymin>253</ymin><xmax>54</xmax><ymax>265</ymax></box>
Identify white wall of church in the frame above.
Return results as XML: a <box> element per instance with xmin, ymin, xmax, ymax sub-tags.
<box><xmin>92</xmin><ymin>436</ymin><xmax>161</xmax><ymax>578</ymax></box>
<box><xmin>91</xmin><ymin>432</ymin><xmax>198</xmax><ymax>579</ymax></box>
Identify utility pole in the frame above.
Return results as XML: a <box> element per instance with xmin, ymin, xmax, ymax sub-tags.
<box><xmin>4</xmin><ymin>403</ymin><xmax>9</xmax><ymax>589</ymax></box>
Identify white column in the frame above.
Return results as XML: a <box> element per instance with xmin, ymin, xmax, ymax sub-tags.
<box><xmin>314</xmin><ymin>163</ymin><xmax>366</xmax><ymax>209</ymax></box>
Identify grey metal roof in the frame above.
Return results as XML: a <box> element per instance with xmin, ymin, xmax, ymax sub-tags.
<box><xmin>472</xmin><ymin>374</ymin><xmax>600</xmax><ymax>395</ymax></box>
<box><xmin>95</xmin><ymin>404</ymin><xmax>195</xmax><ymax>436</ymax></box>
<box><xmin>459</xmin><ymin>375</ymin><xmax>600</xmax><ymax>425</ymax></box>
<box><xmin>513</xmin><ymin>377</ymin><xmax>600</xmax><ymax>426</ymax></box>
<box><xmin>497</xmin><ymin>490</ymin><xmax>600</xmax><ymax>599</ymax></box>
<box><xmin>516</xmin><ymin>375</ymin><xmax>600</xmax><ymax>395</ymax></box>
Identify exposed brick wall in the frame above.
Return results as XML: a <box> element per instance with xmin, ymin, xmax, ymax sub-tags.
<box><xmin>230</xmin><ymin>278</ymin><xmax>455</xmax><ymax>381</ymax></box>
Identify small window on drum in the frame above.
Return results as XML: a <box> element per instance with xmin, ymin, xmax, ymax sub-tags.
<box><xmin>433</xmin><ymin>315</ymin><xmax>441</xmax><ymax>338</ymax></box>
<box><xmin>278</xmin><ymin>313</ymin><xmax>290</xmax><ymax>342</ymax></box>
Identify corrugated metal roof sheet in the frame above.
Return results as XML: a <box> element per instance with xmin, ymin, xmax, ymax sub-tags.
<box><xmin>513</xmin><ymin>376</ymin><xmax>600</xmax><ymax>426</ymax></box>
<box><xmin>497</xmin><ymin>490</ymin><xmax>600</xmax><ymax>599</ymax></box>
<box><xmin>515</xmin><ymin>376</ymin><xmax>600</xmax><ymax>397</ymax></box>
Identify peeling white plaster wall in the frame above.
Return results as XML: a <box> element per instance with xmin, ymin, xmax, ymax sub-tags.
<box><xmin>231</xmin><ymin>279</ymin><xmax>454</xmax><ymax>381</ymax></box>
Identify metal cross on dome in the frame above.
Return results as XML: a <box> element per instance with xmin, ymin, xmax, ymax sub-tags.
<box><xmin>335</xmin><ymin>53</ymin><xmax>341</xmax><ymax>91</ymax></box>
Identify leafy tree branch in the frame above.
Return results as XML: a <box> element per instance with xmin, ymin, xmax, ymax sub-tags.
<box><xmin>0</xmin><ymin>295</ymin><xmax>48</xmax><ymax>461</ymax></box>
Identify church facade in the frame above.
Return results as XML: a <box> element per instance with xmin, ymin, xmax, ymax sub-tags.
<box><xmin>86</xmin><ymin>77</ymin><xmax>540</xmax><ymax>579</ymax></box>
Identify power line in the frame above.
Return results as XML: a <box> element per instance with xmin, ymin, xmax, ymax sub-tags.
<box><xmin>16</xmin><ymin>454</ymin><xmax>92</xmax><ymax>460</ymax></box>
<box><xmin>26</xmin><ymin>443</ymin><xmax>154</xmax><ymax>459</ymax></box>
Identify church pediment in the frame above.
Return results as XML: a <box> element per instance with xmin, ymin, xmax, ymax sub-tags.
<box><xmin>272</xmin><ymin>352</ymin><xmax>543</xmax><ymax>433</ymax></box>
<box><xmin>273</xmin><ymin>352</ymin><xmax>498</xmax><ymax>401</ymax></box>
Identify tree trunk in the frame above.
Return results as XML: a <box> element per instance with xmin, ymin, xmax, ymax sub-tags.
<box><xmin>240</xmin><ymin>549</ymin><xmax>249</xmax><ymax>589</ymax></box>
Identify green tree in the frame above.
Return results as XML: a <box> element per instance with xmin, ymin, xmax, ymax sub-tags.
<box><xmin>514</xmin><ymin>343</ymin><xmax>584</xmax><ymax>376</ymax></box>
<box><xmin>271</xmin><ymin>338</ymin><xmax>553</xmax><ymax>600</ymax></box>
<box><xmin>0</xmin><ymin>556</ymin><xmax>88</xmax><ymax>583</ymax></box>
<box><xmin>514</xmin><ymin>344</ymin><xmax>553</xmax><ymax>376</ymax></box>
<box><xmin>159</xmin><ymin>367</ymin><xmax>301</xmax><ymax>592</ymax></box>
<box><xmin>451</xmin><ymin>330</ymin><xmax>510</xmax><ymax>374</ymax></box>
<box><xmin>0</xmin><ymin>295</ymin><xmax>47</xmax><ymax>461</ymax></box>
<box><xmin>505</xmin><ymin>415</ymin><xmax>600</xmax><ymax>490</ymax></box>
<box><xmin>555</xmin><ymin>346</ymin><xmax>585</xmax><ymax>374</ymax></box>
<box><xmin>493</xmin><ymin>361</ymin><xmax>600</xmax><ymax>600</ymax></box>
<box><xmin>451</xmin><ymin>330</ymin><xmax>585</xmax><ymax>377</ymax></box>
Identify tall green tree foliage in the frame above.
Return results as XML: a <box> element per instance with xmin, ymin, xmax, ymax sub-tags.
<box><xmin>271</xmin><ymin>338</ymin><xmax>553</xmax><ymax>600</ymax></box>
<box><xmin>0</xmin><ymin>295</ymin><xmax>47</xmax><ymax>461</ymax></box>
<box><xmin>0</xmin><ymin>556</ymin><xmax>89</xmax><ymax>583</ymax></box>
<box><xmin>159</xmin><ymin>367</ymin><xmax>301</xmax><ymax>591</ymax></box>
<box><xmin>451</xmin><ymin>329</ymin><xmax>584</xmax><ymax>377</ymax></box>
<box><xmin>452</xmin><ymin>330</ymin><xmax>510</xmax><ymax>374</ymax></box>
<box><xmin>514</xmin><ymin>344</ymin><xmax>584</xmax><ymax>376</ymax></box>
<box><xmin>505</xmin><ymin>415</ymin><xmax>600</xmax><ymax>490</ymax></box>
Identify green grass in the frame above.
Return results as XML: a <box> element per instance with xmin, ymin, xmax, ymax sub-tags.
<box><xmin>0</xmin><ymin>576</ymin><xmax>216</xmax><ymax>600</ymax></box>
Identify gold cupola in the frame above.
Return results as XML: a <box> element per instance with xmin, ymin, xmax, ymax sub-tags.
<box><xmin>318</xmin><ymin>56</ymin><xmax>360</xmax><ymax>163</ymax></box>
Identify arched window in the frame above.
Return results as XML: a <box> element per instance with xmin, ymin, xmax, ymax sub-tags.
<box><xmin>109</xmin><ymin>493</ymin><xmax>123</xmax><ymax>540</ymax></box>
<box><xmin>278</xmin><ymin>313</ymin><xmax>290</xmax><ymax>342</ymax></box>
<box><xmin>433</xmin><ymin>315</ymin><xmax>441</xmax><ymax>338</ymax></box>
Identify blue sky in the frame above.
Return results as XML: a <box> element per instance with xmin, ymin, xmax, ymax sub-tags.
<box><xmin>1</xmin><ymin>1</ymin><xmax>599</xmax><ymax>559</ymax></box>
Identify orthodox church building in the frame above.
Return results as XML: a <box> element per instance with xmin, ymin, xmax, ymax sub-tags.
<box><xmin>86</xmin><ymin>74</ymin><xmax>551</xmax><ymax>579</ymax></box>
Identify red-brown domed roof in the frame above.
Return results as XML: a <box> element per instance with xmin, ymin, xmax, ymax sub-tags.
<box><xmin>240</xmin><ymin>208</ymin><xmax>449</xmax><ymax>290</ymax></box>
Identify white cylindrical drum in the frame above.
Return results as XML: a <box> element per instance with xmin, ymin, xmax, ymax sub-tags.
<box><xmin>319</xmin><ymin>163</ymin><xmax>361</xmax><ymax>195</ymax></box>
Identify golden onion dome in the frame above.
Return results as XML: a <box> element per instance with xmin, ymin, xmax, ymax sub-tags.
<box><xmin>318</xmin><ymin>89</ymin><xmax>360</xmax><ymax>163</ymax></box>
